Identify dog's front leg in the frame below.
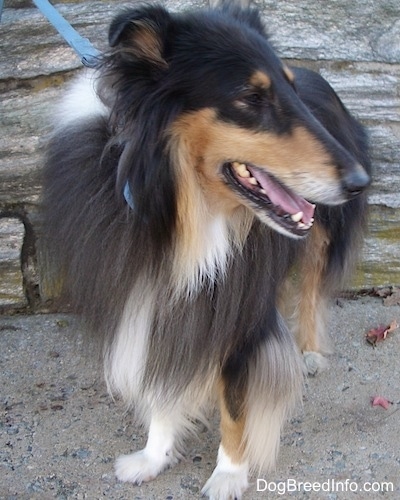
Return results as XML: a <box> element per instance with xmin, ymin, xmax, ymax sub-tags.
<box><xmin>294</xmin><ymin>222</ymin><xmax>332</xmax><ymax>375</ymax></box>
<box><xmin>115</xmin><ymin>413</ymin><xmax>180</xmax><ymax>485</ymax></box>
<box><xmin>202</xmin><ymin>379</ymin><xmax>249</xmax><ymax>500</ymax></box>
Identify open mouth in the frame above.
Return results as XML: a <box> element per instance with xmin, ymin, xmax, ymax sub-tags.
<box><xmin>223</xmin><ymin>161</ymin><xmax>315</xmax><ymax>236</ymax></box>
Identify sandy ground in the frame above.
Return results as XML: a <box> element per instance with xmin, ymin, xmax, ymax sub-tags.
<box><xmin>1</xmin><ymin>296</ymin><xmax>399</xmax><ymax>499</ymax></box>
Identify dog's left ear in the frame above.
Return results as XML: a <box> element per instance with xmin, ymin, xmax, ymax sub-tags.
<box><xmin>109</xmin><ymin>5</ymin><xmax>172</xmax><ymax>67</ymax></box>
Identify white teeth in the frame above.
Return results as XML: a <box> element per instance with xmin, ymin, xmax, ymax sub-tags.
<box><xmin>297</xmin><ymin>219</ymin><xmax>314</xmax><ymax>230</ymax></box>
<box><xmin>230</xmin><ymin>162</ymin><xmax>315</xmax><ymax>232</ymax></box>
<box><xmin>232</xmin><ymin>162</ymin><xmax>250</xmax><ymax>178</ymax></box>
<box><xmin>291</xmin><ymin>211</ymin><xmax>303</xmax><ymax>222</ymax></box>
<box><xmin>249</xmin><ymin>177</ymin><xmax>258</xmax><ymax>186</ymax></box>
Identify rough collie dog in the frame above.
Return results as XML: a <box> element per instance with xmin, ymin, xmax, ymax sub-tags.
<box><xmin>42</xmin><ymin>4</ymin><xmax>371</xmax><ymax>499</ymax></box>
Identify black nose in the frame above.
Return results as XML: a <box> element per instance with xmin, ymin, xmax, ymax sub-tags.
<box><xmin>342</xmin><ymin>165</ymin><xmax>371</xmax><ymax>197</ymax></box>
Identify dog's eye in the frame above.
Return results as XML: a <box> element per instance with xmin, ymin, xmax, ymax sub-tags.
<box><xmin>243</xmin><ymin>92</ymin><xmax>264</xmax><ymax>106</ymax></box>
<box><xmin>235</xmin><ymin>89</ymin><xmax>270</xmax><ymax>109</ymax></box>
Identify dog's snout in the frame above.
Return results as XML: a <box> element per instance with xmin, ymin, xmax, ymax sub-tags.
<box><xmin>342</xmin><ymin>164</ymin><xmax>371</xmax><ymax>197</ymax></box>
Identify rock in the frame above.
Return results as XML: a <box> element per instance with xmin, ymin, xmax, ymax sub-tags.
<box><xmin>0</xmin><ymin>0</ymin><xmax>399</xmax><ymax>308</ymax></box>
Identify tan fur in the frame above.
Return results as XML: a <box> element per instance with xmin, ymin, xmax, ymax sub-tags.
<box><xmin>168</xmin><ymin>115</ymin><xmax>254</xmax><ymax>292</ymax></box>
<box><xmin>219</xmin><ymin>382</ymin><xmax>247</xmax><ymax>464</ymax></box>
<box><xmin>278</xmin><ymin>222</ymin><xmax>332</xmax><ymax>367</ymax></box>
<box><xmin>283</xmin><ymin>65</ymin><xmax>295</xmax><ymax>83</ymax></box>
<box><xmin>169</xmin><ymin>107</ymin><xmax>345</xmax><ymax>206</ymax></box>
<box><xmin>295</xmin><ymin>223</ymin><xmax>331</xmax><ymax>354</ymax></box>
<box><xmin>249</xmin><ymin>70</ymin><xmax>271</xmax><ymax>89</ymax></box>
<box><xmin>167</xmin><ymin>102</ymin><xmax>347</xmax><ymax>289</ymax></box>
<box><xmin>125</xmin><ymin>21</ymin><xmax>167</xmax><ymax>67</ymax></box>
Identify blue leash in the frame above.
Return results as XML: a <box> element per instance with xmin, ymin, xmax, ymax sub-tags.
<box><xmin>31</xmin><ymin>0</ymin><xmax>134</xmax><ymax>206</ymax></box>
<box><xmin>2</xmin><ymin>0</ymin><xmax>134</xmax><ymax>208</ymax></box>
<box><xmin>1</xmin><ymin>0</ymin><xmax>99</xmax><ymax>65</ymax></box>
<box><xmin>31</xmin><ymin>0</ymin><xmax>101</xmax><ymax>67</ymax></box>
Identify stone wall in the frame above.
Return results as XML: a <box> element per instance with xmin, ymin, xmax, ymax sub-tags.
<box><xmin>1</xmin><ymin>0</ymin><xmax>399</xmax><ymax>311</ymax></box>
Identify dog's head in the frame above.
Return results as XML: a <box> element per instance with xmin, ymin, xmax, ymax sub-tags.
<box><xmin>105</xmin><ymin>4</ymin><xmax>370</xmax><ymax>239</ymax></box>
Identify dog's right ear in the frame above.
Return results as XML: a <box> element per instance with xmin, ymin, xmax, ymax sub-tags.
<box><xmin>221</xmin><ymin>5</ymin><xmax>268</xmax><ymax>38</ymax></box>
<box><xmin>109</xmin><ymin>5</ymin><xmax>172</xmax><ymax>67</ymax></box>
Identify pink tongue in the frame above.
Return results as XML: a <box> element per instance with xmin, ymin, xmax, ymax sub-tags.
<box><xmin>249</xmin><ymin>167</ymin><xmax>315</xmax><ymax>224</ymax></box>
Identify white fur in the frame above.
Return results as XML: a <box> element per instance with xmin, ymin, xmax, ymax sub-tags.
<box><xmin>104</xmin><ymin>215</ymin><xmax>229</xmax><ymax>413</ymax></box>
<box><xmin>243</xmin><ymin>322</ymin><xmax>303</xmax><ymax>473</ymax></box>
<box><xmin>302</xmin><ymin>351</ymin><xmax>328</xmax><ymax>375</ymax></box>
<box><xmin>115</xmin><ymin>385</ymin><xmax>216</xmax><ymax>484</ymax></box>
<box><xmin>104</xmin><ymin>281</ymin><xmax>154</xmax><ymax>411</ymax></box>
<box><xmin>199</xmin><ymin>215</ymin><xmax>231</xmax><ymax>282</ymax></box>
<box><xmin>55</xmin><ymin>70</ymin><xmax>108</xmax><ymax>127</ymax></box>
<box><xmin>172</xmin><ymin>210</ymin><xmax>233</xmax><ymax>297</ymax></box>
<box><xmin>244</xmin><ymin>397</ymin><xmax>291</xmax><ymax>473</ymax></box>
<box><xmin>115</xmin><ymin>415</ymin><xmax>179</xmax><ymax>484</ymax></box>
<box><xmin>107</xmin><ymin>279</ymin><xmax>218</xmax><ymax>477</ymax></box>
<box><xmin>173</xmin><ymin>207</ymin><xmax>253</xmax><ymax>298</ymax></box>
<box><xmin>202</xmin><ymin>445</ymin><xmax>249</xmax><ymax>500</ymax></box>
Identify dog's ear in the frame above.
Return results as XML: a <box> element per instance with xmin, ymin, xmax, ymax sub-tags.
<box><xmin>221</xmin><ymin>5</ymin><xmax>268</xmax><ymax>38</ymax></box>
<box><xmin>109</xmin><ymin>5</ymin><xmax>172</xmax><ymax>67</ymax></box>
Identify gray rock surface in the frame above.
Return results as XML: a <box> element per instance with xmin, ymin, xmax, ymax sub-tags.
<box><xmin>1</xmin><ymin>0</ymin><xmax>400</xmax><ymax>307</ymax></box>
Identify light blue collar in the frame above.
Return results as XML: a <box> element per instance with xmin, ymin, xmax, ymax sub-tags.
<box><xmin>123</xmin><ymin>182</ymin><xmax>135</xmax><ymax>210</ymax></box>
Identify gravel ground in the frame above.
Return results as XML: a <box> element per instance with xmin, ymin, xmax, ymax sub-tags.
<box><xmin>1</xmin><ymin>296</ymin><xmax>399</xmax><ymax>499</ymax></box>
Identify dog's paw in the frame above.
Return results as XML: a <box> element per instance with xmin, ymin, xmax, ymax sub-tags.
<box><xmin>302</xmin><ymin>351</ymin><xmax>328</xmax><ymax>376</ymax></box>
<box><xmin>201</xmin><ymin>447</ymin><xmax>248</xmax><ymax>500</ymax></box>
<box><xmin>115</xmin><ymin>449</ymin><xmax>177</xmax><ymax>485</ymax></box>
<box><xmin>201</xmin><ymin>470</ymin><xmax>249</xmax><ymax>500</ymax></box>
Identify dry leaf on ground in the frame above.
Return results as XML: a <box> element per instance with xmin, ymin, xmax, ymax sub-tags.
<box><xmin>366</xmin><ymin>320</ymin><xmax>399</xmax><ymax>346</ymax></box>
<box><xmin>371</xmin><ymin>396</ymin><xmax>392</xmax><ymax>410</ymax></box>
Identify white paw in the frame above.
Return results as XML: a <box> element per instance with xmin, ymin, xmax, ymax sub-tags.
<box><xmin>202</xmin><ymin>446</ymin><xmax>249</xmax><ymax>500</ymax></box>
<box><xmin>202</xmin><ymin>470</ymin><xmax>249</xmax><ymax>500</ymax></box>
<box><xmin>302</xmin><ymin>351</ymin><xmax>328</xmax><ymax>376</ymax></box>
<box><xmin>115</xmin><ymin>449</ymin><xmax>177</xmax><ymax>485</ymax></box>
